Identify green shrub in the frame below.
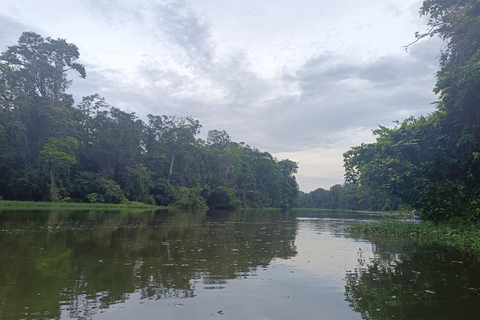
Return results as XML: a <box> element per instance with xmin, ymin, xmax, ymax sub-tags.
<box><xmin>207</xmin><ymin>186</ymin><xmax>241</xmax><ymax>209</ymax></box>
<box><xmin>174</xmin><ymin>187</ymin><xmax>207</xmax><ymax>210</ymax></box>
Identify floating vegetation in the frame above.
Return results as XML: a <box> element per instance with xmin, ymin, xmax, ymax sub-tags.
<box><xmin>345</xmin><ymin>219</ymin><xmax>480</xmax><ymax>258</ymax></box>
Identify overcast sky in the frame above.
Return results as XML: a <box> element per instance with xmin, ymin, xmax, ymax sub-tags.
<box><xmin>0</xmin><ymin>0</ymin><xmax>441</xmax><ymax>192</ymax></box>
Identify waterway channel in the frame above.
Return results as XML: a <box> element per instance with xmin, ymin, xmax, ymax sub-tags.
<box><xmin>0</xmin><ymin>209</ymin><xmax>479</xmax><ymax>319</ymax></box>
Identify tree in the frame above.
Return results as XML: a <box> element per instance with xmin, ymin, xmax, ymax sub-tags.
<box><xmin>207</xmin><ymin>129</ymin><xmax>231</xmax><ymax>148</ymax></box>
<box><xmin>0</xmin><ymin>31</ymin><xmax>85</xmax><ymax>101</ymax></box>
<box><xmin>150</xmin><ymin>178</ymin><xmax>177</xmax><ymax>206</ymax></box>
<box><xmin>0</xmin><ymin>32</ymin><xmax>86</xmax><ymax>201</ymax></box>
<box><xmin>146</xmin><ymin>115</ymin><xmax>201</xmax><ymax>183</ymax></box>
<box><xmin>122</xmin><ymin>164</ymin><xmax>153</xmax><ymax>204</ymax></box>
<box><xmin>277</xmin><ymin>159</ymin><xmax>298</xmax><ymax>178</ymax></box>
<box><xmin>174</xmin><ymin>186</ymin><xmax>208</xmax><ymax>210</ymax></box>
<box><xmin>40</xmin><ymin>136</ymin><xmax>79</xmax><ymax>201</ymax></box>
<box><xmin>88</xmin><ymin>107</ymin><xmax>144</xmax><ymax>180</ymax></box>
<box><xmin>277</xmin><ymin>159</ymin><xmax>299</xmax><ymax>208</ymax></box>
<box><xmin>207</xmin><ymin>186</ymin><xmax>241</xmax><ymax>209</ymax></box>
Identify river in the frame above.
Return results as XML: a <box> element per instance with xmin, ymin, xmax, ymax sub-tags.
<box><xmin>0</xmin><ymin>209</ymin><xmax>479</xmax><ymax>319</ymax></box>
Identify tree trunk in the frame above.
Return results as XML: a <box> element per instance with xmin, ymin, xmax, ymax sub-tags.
<box><xmin>167</xmin><ymin>148</ymin><xmax>177</xmax><ymax>183</ymax></box>
<box><xmin>49</xmin><ymin>165</ymin><xmax>58</xmax><ymax>202</ymax></box>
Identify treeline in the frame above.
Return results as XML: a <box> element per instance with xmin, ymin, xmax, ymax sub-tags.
<box><xmin>344</xmin><ymin>0</ymin><xmax>480</xmax><ymax>221</ymax></box>
<box><xmin>0</xmin><ymin>32</ymin><xmax>299</xmax><ymax>209</ymax></box>
<box><xmin>298</xmin><ymin>183</ymin><xmax>402</xmax><ymax>211</ymax></box>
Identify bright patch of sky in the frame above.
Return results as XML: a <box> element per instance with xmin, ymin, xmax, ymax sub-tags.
<box><xmin>0</xmin><ymin>0</ymin><xmax>441</xmax><ymax>192</ymax></box>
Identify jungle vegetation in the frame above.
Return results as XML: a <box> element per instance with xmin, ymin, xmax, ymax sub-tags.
<box><xmin>0</xmin><ymin>32</ymin><xmax>299</xmax><ymax>209</ymax></box>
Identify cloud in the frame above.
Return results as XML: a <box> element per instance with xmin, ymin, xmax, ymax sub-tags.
<box><xmin>150</xmin><ymin>0</ymin><xmax>215</xmax><ymax>66</ymax></box>
<box><xmin>86</xmin><ymin>0</ymin><xmax>145</xmax><ymax>26</ymax></box>
<box><xmin>69</xmin><ymin>29</ymin><xmax>439</xmax><ymax>161</ymax></box>
<box><xmin>67</xmin><ymin>0</ymin><xmax>283</xmax><ymax>133</ymax></box>
<box><xmin>254</xmin><ymin>45</ymin><xmax>438</xmax><ymax>150</ymax></box>
<box><xmin>0</xmin><ymin>14</ymin><xmax>35</xmax><ymax>48</ymax></box>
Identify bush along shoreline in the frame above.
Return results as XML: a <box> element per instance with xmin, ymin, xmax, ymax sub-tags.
<box><xmin>345</xmin><ymin>218</ymin><xmax>480</xmax><ymax>258</ymax></box>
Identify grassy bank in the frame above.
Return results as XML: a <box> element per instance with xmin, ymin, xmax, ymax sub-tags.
<box><xmin>346</xmin><ymin>218</ymin><xmax>480</xmax><ymax>257</ymax></box>
<box><xmin>0</xmin><ymin>200</ymin><xmax>163</xmax><ymax>210</ymax></box>
<box><xmin>291</xmin><ymin>208</ymin><xmax>334</xmax><ymax>211</ymax></box>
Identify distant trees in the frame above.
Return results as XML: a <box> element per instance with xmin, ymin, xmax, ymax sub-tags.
<box><xmin>0</xmin><ymin>32</ymin><xmax>299</xmax><ymax>208</ymax></box>
<box><xmin>344</xmin><ymin>0</ymin><xmax>480</xmax><ymax>221</ymax></box>
<box><xmin>298</xmin><ymin>183</ymin><xmax>401</xmax><ymax>211</ymax></box>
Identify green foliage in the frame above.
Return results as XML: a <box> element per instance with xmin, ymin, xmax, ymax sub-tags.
<box><xmin>40</xmin><ymin>136</ymin><xmax>79</xmax><ymax>201</ymax></box>
<box><xmin>122</xmin><ymin>164</ymin><xmax>153</xmax><ymax>204</ymax></box>
<box><xmin>207</xmin><ymin>186</ymin><xmax>241</xmax><ymax>209</ymax></box>
<box><xmin>346</xmin><ymin>218</ymin><xmax>480</xmax><ymax>256</ymax></box>
<box><xmin>174</xmin><ymin>187</ymin><xmax>208</xmax><ymax>210</ymax></box>
<box><xmin>101</xmin><ymin>179</ymin><xmax>127</xmax><ymax>204</ymax></box>
<box><xmin>86</xmin><ymin>179</ymin><xmax>127</xmax><ymax>204</ymax></box>
<box><xmin>0</xmin><ymin>31</ymin><xmax>85</xmax><ymax>100</ymax></box>
<box><xmin>40</xmin><ymin>136</ymin><xmax>79</xmax><ymax>168</ymax></box>
<box><xmin>146</xmin><ymin>114</ymin><xmax>202</xmax><ymax>183</ymax></box>
<box><xmin>207</xmin><ymin>129</ymin><xmax>231</xmax><ymax>148</ymax></box>
<box><xmin>150</xmin><ymin>178</ymin><xmax>177</xmax><ymax>206</ymax></box>
<box><xmin>66</xmin><ymin>171</ymin><xmax>102</xmax><ymax>202</ymax></box>
<box><xmin>344</xmin><ymin>108</ymin><xmax>478</xmax><ymax>221</ymax></box>
<box><xmin>0</xmin><ymin>31</ymin><xmax>300</xmax><ymax>208</ymax></box>
<box><xmin>299</xmin><ymin>183</ymin><xmax>401</xmax><ymax>211</ymax></box>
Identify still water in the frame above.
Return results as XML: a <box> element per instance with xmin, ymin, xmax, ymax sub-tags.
<box><xmin>0</xmin><ymin>209</ymin><xmax>479</xmax><ymax>320</ymax></box>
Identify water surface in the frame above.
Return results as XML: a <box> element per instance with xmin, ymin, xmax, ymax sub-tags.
<box><xmin>0</xmin><ymin>209</ymin><xmax>479</xmax><ymax>319</ymax></box>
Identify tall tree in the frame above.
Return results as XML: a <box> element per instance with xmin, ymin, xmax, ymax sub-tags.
<box><xmin>0</xmin><ymin>32</ymin><xmax>86</xmax><ymax>201</ymax></box>
<box><xmin>0</xmin><ymin>31</ymin><xmax>85</xmax><ymax>101</ymax></box>
<box><xmin>207</xmin><ymin>129</ymin><xmax>231</xmax><ymax>148</ymax></box>
<box><xmin>277</xmin><ymin>159</ymin><xmax>299</xmax><ymax>208</ymax></box>
<box><xmin>146</xmin><ymin>115</ymin><xmax>201</xmax><ymax>183</ymax></box>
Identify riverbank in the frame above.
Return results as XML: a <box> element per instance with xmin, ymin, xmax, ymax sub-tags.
<box><xmin>0</xmin><ymin>200</ymin><xmax>162</xmax><ymax>210</ymax></box>
<box><xmin>345</xmin><ymin>218</ymin><xmax>480</xmax><ymax>257</ymax></box>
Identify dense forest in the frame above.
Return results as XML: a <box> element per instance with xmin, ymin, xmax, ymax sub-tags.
<box><xmin>0</xmin><ymin>32</ymin><xmax>299</xmax><ymax>209</ymax></box>
<box><xmin>344</xmin><ymin>0</ymin><xmax>480</xmax><ymax>221</ymax></box>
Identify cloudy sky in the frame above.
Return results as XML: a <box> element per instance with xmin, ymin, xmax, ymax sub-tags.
<box><xmin>0</xmin><ymin>0</ymin><xmax>441</xmax><ymax>192</ymax></box>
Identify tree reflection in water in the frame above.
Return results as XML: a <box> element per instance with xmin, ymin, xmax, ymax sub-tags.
<box><xmin>344</xmin><ymin>238</ymin><xmax>480</xmax><ymax>320</ymax></box>
<box><xmin>0</xmin><ymin>209</ymin><xmax>297</xmax><ymax>319</ymax></box>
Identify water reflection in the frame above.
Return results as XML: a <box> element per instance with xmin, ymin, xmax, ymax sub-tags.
<box><xmin>2</xmin><ymin>209</ymin><xmax>480</xmax><ymax>320</ymax></box>
<box><xmin>0</xmin><ymin>209</ymin><xmax>297</xmax><ymax>319</ymax></box>
<box><xmin>344</xmin><ymin>237</ymin><xmax>480</xmax><ymax>319</ymax></box>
